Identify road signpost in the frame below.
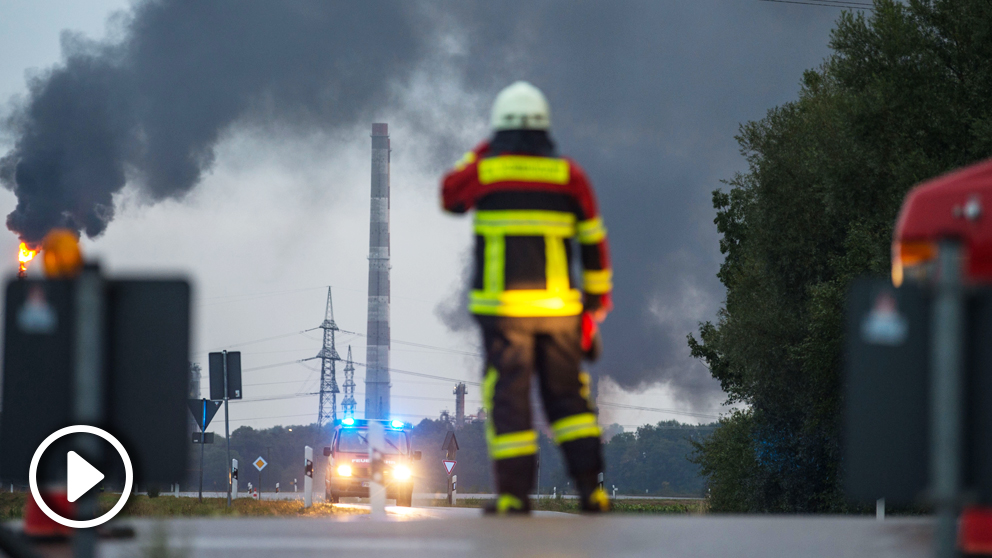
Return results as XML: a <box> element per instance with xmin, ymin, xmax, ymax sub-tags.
<box><xmin>231</xmin><ymin>459</ymin><xmax>238</xmax><ymax>499</ymax></box>
<box><xmin>209</xmin><ymin>350</ymin><xmax>242</xmax><ymax>507</ymax></box>
<box><xmin>187</xmin><ymin>398</ymin><xmax>222</xmax><ymax>502</ymax></box>
<box><xmin>253</xmin><ymin>456</ymin><xmax>267</xmax><ymax>500</ymax></box>
<box><xmin>442</xmin><ymin>431</ymin><xmax>459</xmax><ymax>506</ymax></box>
<box><xmin>304</xmin><ymin>446</ymin><xmax>313</xmax><ymax>508</ymax></box>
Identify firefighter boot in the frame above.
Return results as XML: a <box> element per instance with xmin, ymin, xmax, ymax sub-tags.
<box><xmin>482</xmin><ymin>494</ymin><xmax>532</xmax><ymax>515</ymax></box>
<box><xmin>484</xmin><ymin>455</ymin><xmax>533</xmax><ymax>515</ymax></box>
<box><xmin>576</xmin><ymin>472</ymin><xmax>610</xmax><ymax>513</ymax></box>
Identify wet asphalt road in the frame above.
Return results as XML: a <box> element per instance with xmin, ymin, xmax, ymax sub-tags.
<box><xmin>18</xmin><ymin>505</ymin><xmax>931</xmax><ymax>558</ymax></box>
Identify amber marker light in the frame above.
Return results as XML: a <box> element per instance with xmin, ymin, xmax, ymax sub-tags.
<box><xmin>892</xmin><ymin>240</ymin><xmax>937</xmax><ymax>287</ymax></box>
<box><xmin>41</xmin><ymin>229</ymin><xmax>83</xmax><ymax>279</ymax></box>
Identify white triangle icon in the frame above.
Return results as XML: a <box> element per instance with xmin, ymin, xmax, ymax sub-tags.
<box><xmin>443</xmin><ymin>460</ymin><xmax>456</xmax><ymax>475</ymax></box>
<box><xmin>67</xmin><ymin>451</ymin><xmax>105</xmax><ymax>503</ymax></box>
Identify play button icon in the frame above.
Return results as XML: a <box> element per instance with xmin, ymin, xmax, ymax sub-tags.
<box><xmin>67</xmin><ymin>451</ymin><xmax>105</xmax><ymax>503</ymax></box>
<box><xmin>29</xmin><ymin>425</ymin><xmax>133</xmax><ymax>529</ymax></box>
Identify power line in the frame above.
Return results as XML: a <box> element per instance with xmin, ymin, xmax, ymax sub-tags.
<box><xmin>350</xmin><ymin>360</ymin><xmax>481</xmax><ymax>387</ymax></box>
<box><xmin>779</xmin><ymin>0</ymin><xmax>873</xmax><ymax>4</ymax></box>
<box><xmin>205</xmin><ymin>328</ymin><xmax>319</xmax><ymax>353</ymax></box>
<box><xmin>758</xmin><ymin>0</ymin><xmax>874</xmax><ymax>9</ymax></box>
<box><xmin>237</xmin><ymin>360</ymin><xmax>722</xmax><ymax>420</ymax></box>
<box><xmin>598</xmin><ymin>401</ymin><xmax>721</xmax><ymax>420</ymax></box>
<box><xmin>201</xmin><ymin>285</ymin><xmax>329</xmax><ymax>307</ymax></box>
<box><xmin>201</xmin><ymin>325</ymin><xmax>474</xmax><ymax>361</ymax></box>
<box><xmin>228</xmin><ymin>410</ymin><xmax>439</xmax><ymax>424</ymax></box>
<box><xmin>229</xmin><ymin>412</ymin><xmax>317</xmax><ymax>423</ymax></box>
<box><xmin>240</xmin><ymin>357</ymin><xmax>317</xmax><ymax>373</ymax></box>
<box><xmin>338</xmin><ymin>329</ymin><xmax>483</xmax><ymax>359</ymax></box>
<box><xmin>230</xmin><ymin>391</ymin><xmax>482</xmax><ymax>406</ymax></box>
<box><xmin>232</xmin><ymin>392</ymin><xmax>319</xmax><ymax>403</ymax></box>
<box><xmin>206</xmin><ymin>327</ymin><xmax>722</xmax><ymax>421</ymax></box>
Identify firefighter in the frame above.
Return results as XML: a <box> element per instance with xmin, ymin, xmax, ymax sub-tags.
<box><xmin>440</xmin><ymin>81</ymin><xmax>613</xmax><ymax>514</ymax></box>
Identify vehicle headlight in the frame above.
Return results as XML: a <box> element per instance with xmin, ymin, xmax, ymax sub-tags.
<box><xmin>393</xmin><ymin>465</ymin><xmax>411</xmax><ymax>481</ymax></box>
<box><xmin>337</xmin><ymin>465</ymin><xmax>352</xmax><ymax>477</ymax></box>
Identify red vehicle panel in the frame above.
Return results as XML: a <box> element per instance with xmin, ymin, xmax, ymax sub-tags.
<box><xmin>893</xmin><ymin>157</ymin><xmax>992</xmax><ymax>554</ymax></box>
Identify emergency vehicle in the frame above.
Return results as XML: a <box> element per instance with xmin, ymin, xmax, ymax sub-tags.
<box><xmin>322</xmin><ymin>418</ymin><xmax>421</xmax><ymax>507</ymax></box>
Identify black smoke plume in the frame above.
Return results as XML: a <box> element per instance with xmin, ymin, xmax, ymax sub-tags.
<box><xmin>1</xmin><ymin>1</ymin><xmax>837</xmax><ymax>408</ymax></box>
<box><xmin>1</xmin><ymin>1</ymin><xmax>426</xmax><ymax>243</ymax></box>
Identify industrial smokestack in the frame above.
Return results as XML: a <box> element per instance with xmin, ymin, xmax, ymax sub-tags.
<box><xmin>364</xmin><ymin>123</ymin><xmax>391</xmax><ymax>419</ymax></box>
<box><xmin>454</xmin><ymin>383</ymin><xmax>466</xmax><ymax>428</ymax></box>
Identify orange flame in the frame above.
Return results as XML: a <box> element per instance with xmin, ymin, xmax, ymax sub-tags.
<box><xmin>18</xmin><ymin>242</ymin><xmax>38</xmax><ymax>277</ymax></box>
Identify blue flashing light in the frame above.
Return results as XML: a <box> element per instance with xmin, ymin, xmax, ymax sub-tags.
<box><xmin>342</xmin><ymin>417</ymin><xmax>355</xmax><ymax>426</ymax></box>
<box><xmin>390</xmin><ymin>420</ymin><xmax>404</xmax><ymax>429</ymax></box>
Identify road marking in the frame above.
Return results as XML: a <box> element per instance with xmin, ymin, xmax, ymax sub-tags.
<box><xmin>186</xmin><ymin>537</ymin><xmax>475</xmax><ymax>551</ymax></box>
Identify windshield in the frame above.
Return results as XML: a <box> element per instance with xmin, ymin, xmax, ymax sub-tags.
<box><xmin>336</xmin><ymin>429</ymin><xmax>408</xmax><ymax>454</ymax></box>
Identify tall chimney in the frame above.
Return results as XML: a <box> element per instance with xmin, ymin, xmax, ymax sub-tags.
<box><xmin>365</xmin><ymin>123</ymin><xmax>391</xmax><ymax>419</ymax></box>
<box><xmin>454</xmin><ymin>383</ymin><xmax>467</xmax><ymax>427</ymax></box>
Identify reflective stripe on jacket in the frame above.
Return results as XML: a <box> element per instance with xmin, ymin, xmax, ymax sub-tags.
<box><xmin>441</xmin><ymin>143</ymin><xmax>612</xmax><ymax>318</ymax></box>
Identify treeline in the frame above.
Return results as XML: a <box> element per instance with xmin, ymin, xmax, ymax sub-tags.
<box><xmin>689</xmin><ymin>1</ymin><xmax>992</xmax><ymax>512</ymax></box>
<box><xmin>184</xmin><ymin>418</ymin><xmax>712</xmax><ymax>496</ymax></box>
<box><xmin>189</xmin><ymin>424</ymin><xmax>327</xmax><ymax>494</ymax></box>
<box><xmin>406</xmin><ymin>418</ymin><xmax>711</xmax><ymax>495</ymax></box>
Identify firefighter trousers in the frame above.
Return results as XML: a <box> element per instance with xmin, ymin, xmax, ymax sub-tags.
<box><xmin>476</xmin><ymin>315</ymin><xmax>604</xmax><ymax>502</ymax></box>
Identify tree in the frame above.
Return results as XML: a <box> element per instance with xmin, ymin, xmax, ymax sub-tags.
<box><xmin>604</xmin><ymin>421</ymin><xmax>713</xmax><ymax>496</ymax></box>
<box><xmin>689</xmin><ymin>0</ymin><xmax>992</xmax><ymax>512</ymax></box>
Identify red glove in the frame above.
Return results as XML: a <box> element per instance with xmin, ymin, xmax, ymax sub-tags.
<box><xmin>581</xmin><ymin>311</ymin><xmax>603</xmax><ymax>362</ymax></box>
<box><xmin>584</xmin><ymin>292</ymin><xmax>613</xmax><ymax>323</ymax></box>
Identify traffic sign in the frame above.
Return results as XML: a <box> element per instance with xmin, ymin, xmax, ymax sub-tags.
<box><xmin>187</xmin><ymin>399</ymin><xmax>222</xmax><ymax>431</ymax></box>
<box><xmin>442</xmin><ymin>431</ymin><xmax>459</xmax><ymax>454</ymax></box>
<box><xmin>253</xmin><ymin>456</ymin><xmax>268</xmax><ymax>471</ymax></box>
<box><xmin>209</xmin><ymin>351</ymin><xmax>243</xmax><ymax>400</ymax></box>
<box><xmin>443</xmin><ymin>460</ymin><xmax>456</xmax><ymax>475</ymax></box>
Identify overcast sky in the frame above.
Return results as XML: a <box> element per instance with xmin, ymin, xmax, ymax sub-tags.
<box><xmin>0</xmin><ymin>1</ymin><xmax>850</xmax><ymax>432</ymax></box>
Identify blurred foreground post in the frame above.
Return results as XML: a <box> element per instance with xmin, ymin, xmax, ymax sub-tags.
<box><xmin>199</xmin><ymin>403</ymin><xmax>205</xmax><ymax>502</ymax></box>
<box><xmin>304</xmin><ymin>446</ymin><xmax>313</xmax><ymax>508</ymax></box>
<box><xmin>223</xmin><ymin>350</ymin><xmax>231</xmax><ymax>507</ymax></box>
<box><xmin>442</xmin><ymin>431</ymin><xmax>458</xmax><ymax>506</ymax></box>
<box><xmin>72</xmin><ymin>265</ymin><xmax>105</xmax><ymax>558</ymax></box>
<box><xmin>931</xmin><ymin>241</ymin><xmax>964</xmax><ymax>558</ymax></box>
<box><xmin>367</xmin><ymin>421</ymin><xmax>385</xmax><ymax>517</ymax></box>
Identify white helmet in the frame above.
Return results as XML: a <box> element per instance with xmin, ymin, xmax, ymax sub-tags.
<box><xmin>490</xmin><ymin>81</ymin><xmax>551</xmax><ymax>131</ymax></box>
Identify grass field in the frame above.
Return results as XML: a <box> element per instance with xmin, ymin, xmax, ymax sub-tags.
<box><xmin>0</xmin><ymin>492</ymin><xmax>705</xmax><ymax>519</ymax></box>
<box><xmin>0</xmin><ymin>493</ymin><xmax>366</xmax><ymax>519</ymax></box>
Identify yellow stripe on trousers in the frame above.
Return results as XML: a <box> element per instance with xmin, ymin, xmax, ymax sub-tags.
<box><xmin>552</xmin><ymin>413</ymin><xmax>601</xmax><ymax>444</ymax></box>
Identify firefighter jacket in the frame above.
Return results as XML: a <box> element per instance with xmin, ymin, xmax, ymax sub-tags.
<box><xmin>441</xmin><ymin>141</ymin><xmax>613</xmax><ymax>318</ymax></box>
